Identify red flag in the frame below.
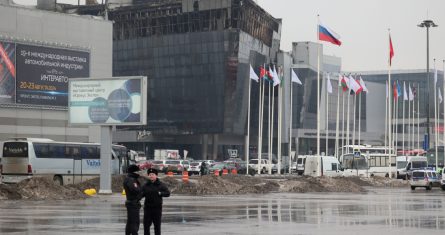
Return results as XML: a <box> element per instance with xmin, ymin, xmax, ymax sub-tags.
<box><xmin>389</xmin><ymin>34</ymin><xmax>394</xmax><ymax>66</ymax></box>
<box><xmin>259</xmin><ymin>65</ymin><xmax>266</xmax><ymax>78</ymax></box>
<box><xmin>393</xmin><ymin>81</ymin><xmax>398</xmax><ymax>100</ymax></box>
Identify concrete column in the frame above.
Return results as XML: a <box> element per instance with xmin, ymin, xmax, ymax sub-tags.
<box><xmin>99</xmin><ymin>126</ymin><xmax>112</xmax><ymax>194</ymax></box>
<box><xmin>212</xmin><ymin>134</ymin><xmax>219</xmax><ymax>160</ymax></box>
<box><xmin>202</xmin><ymin>134</ymin><xmax>208</xmax><ymax>160</ymax></box>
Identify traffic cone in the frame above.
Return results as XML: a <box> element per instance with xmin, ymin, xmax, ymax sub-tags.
<box><xmin>182</xmin><ymin>171</ymin><xmax>189</xmax><ymax>183</ymax></box>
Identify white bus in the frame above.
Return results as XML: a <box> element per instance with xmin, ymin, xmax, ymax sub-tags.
<box><xmin>0</xmin><ymin>138</ymin><xmax>128</xmax><ymax>185</ymax></box>
<box><xmin>341</xmin><ymin>152</ymin><xmax>397</xmax><ymax>178</ymax></box>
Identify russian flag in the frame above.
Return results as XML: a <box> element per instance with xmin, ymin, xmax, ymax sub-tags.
<box><xmin>318</xmin><ymin>23</ymin><xmax>341</xmax><ymax>46</ymax></box>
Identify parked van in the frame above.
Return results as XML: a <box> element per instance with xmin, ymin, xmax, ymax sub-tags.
<box><xmin>404</xmin><ymin>156</ymin><xmax>428</xmax><ymax>180</ymax></box>
<box><xmin>296</xmin><ymin>155</ymin><xmax>307</xmax><ymax>175</ymax></box>
<box><xmin>304</xmin><ymin>156</ymin><xmax>342</xmax><ymax>177</ymax></box>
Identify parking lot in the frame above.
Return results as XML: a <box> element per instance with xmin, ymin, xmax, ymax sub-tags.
<box><xmin>1</xmin><ymin>187</ymin><xmax>445</xmax><ymax>234</ymax></box>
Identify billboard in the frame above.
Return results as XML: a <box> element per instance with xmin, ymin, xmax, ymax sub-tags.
<box><xmin>68</xmin><ymin>77</ymin><xmax>147</xmax><ymax>125</ymax></box>
<box><xmin>0</xmin><ymin>41</ymin><xmax>16</xmax><ymax>103</ymax></box>
<box><xmin>16</xmin><ymin>44</ymin><xmax>90</xmax><ymax>106</ymax></box>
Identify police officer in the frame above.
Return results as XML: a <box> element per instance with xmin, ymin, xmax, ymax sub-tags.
<box><xmin>139</xmin><ymin>168</ymin><xmax>170</xmax><ymax>235</ymax></box>
<box><xmin>123</xmin><ymin>164</ymin><xmax>142</xmax><ymax>235</ymax></box>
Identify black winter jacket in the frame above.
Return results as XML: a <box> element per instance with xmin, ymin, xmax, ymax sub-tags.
<box><xmin>138</xmin><ymin>178</ymin><xmax>170</xmax><ymax>208</ymax></box>
<box><xmin>123</xmin><ymin>173</ymin><xmax>142</xmax><ymax>202</ymax></box>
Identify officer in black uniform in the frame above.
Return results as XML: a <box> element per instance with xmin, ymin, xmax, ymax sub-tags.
<box><xmin>139</xmin><ymin>168</ymin><xmax>170</xmax><ymax>235</ymax></box>
<box><xmin>123</xmin><ymin>164</ymin><xmax>142</xmax><ymax>235</ymax></box>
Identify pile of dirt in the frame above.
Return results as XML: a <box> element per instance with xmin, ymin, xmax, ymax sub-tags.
<box><xmin>162</xmin><ymin>175</ymin><xmax>280</xmax><ymax>195</ymax></box>
<box><xmin>0</xmin><ymin>175</ymin><xmax>410</xmax><ymax>200</ymax></box>
<box><xmin>69</xmin><ymin>175</ymin><xmax>126</xmax><ymax>193</ymax></box>
<box><xmin>277</xmin><ymin>176</ymin><xmax>367</xmax><ymax>193</ymax></box>
<box><xmin>0</xmin><ymin>177</ymin><xmax>87</xmax><ymax>200</ymax></box>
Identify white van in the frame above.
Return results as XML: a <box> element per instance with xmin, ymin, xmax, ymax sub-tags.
<box><xmin>304</xmin><ymin>156</ymin><xmax>342</xmax><ymax>177</ymax></box>
<box><xmin>296</xmin><ymin>155</ymin><xmax>307</xmax><ymax>175</ymax></box>
<box><xmin>404</xmin><ymin>156</ymin><xmax>428</xmax><ymax>180</ymax></box>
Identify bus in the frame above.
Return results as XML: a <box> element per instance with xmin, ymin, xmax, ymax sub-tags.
<box><xmin>0</xmin><ymin>138</ymin><xmax>129</xmax><ymax>185</ymax></box>
<box><xmin>338</xmin><ymin>145</ymin><xmax>396</xmax><ymax>177</ymax></box>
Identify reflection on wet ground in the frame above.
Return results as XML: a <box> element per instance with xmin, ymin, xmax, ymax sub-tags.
<box><xmin>1</xmin><ymin>188</ymin><xmax>445</xmax><ymax>234</ymax></box>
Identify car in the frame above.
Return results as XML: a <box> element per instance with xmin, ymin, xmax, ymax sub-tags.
<box><xmin>151</xmin><ymin>160</ymin><xmax>166</xmax><ymax>172</ymax></box>
<box><xmin>208</xmin><ymin>162</ymin><xmax>235</xmax><ymax>175</ymax></box>
<box><xmin>188</xmin><ymin>161</ymin><xmax>202</xmax><ymax>175</ymax></box>
<box><xmin>202</xmin><ymin>160</ymin><xmax>216</xmax><ymax>167</ymax></box>
<box><xmin>410</xmin><ymin>169</ymin><xmax>440</xmax><ymax>190</ymax></box>
<box><xmin>290</xmin><ymin>161</ymin><xmax>298</xmax><ymax>174</ymax></box>
<box><xmin>136</xmin><ymin>160</ymin><xmax>153</xmax><ymax>170</ymax></box>
<box><xmin>164</xmin><ymin>160</ymin><xmax>190</xmax><ymax>174</ymax></box>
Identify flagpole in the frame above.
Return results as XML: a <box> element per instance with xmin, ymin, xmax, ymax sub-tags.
<box><xmin>418</xmin><ymin>82</ymin><xmax>420</xmax><ymax>150</ymax></box>
<box><xmin>394</xmin><ymin>89</ymin><xmax>398</xmax><ymax>156</ymax></box>
<box><xmin>346</xmin><ymin>80</ymin><xmax>351</xmax><ymax>153</ymax></box>
<box><xmin>434</xmin><ymin>59</ymin><xmax>438</xmax><ymax>168</ymax></box>
<box><xmin>443</xmin><ymin>60</ymin><xmax>445</xmax><ymax>159</ymax></box>
<box><xmin>278</xmin><ymin>67</ymin><xmax>282</xmax><ymax>175</ymax></box>
<box><xmin>258</xmin><ymin>65</ymin><xmax>265</xmax><ymax>174</ymax></box>
<box><xmin>412</xmin><ymin>84</ymin><xmax>415</xmax><ymax>150</ymax></box>
<box><xmin>392</xmin><ymin>88</ymin><xmax>396</xmax><ymax>156</ymax></box>
<box><xmin>335</xmin><ymin>75</ymin><xmax>341</xmax><ymax>159</ymax></box>
<box><xmin>385</xmin><ymin>81</ymin><xmax>388</xmax><ymax>154</ymax></box>
<box><xmin>342</xmin><ymin>85</ymin><xmax>346</xmax><ymax>157</ymax></box>
<box><xmin>289</xmin><ymin>69</ymin><xmax>293</xmax><ymax>173</ymax></box>
<box><xmin>409</xmin><ymin>82</ymin><xmax>412</xmax><ymax>152</ymax></box>
<box><xmin>317</xmin><ymin>15</ymin><xmax>321</xmax><ymax>176</ymax></box>
<box><xmin>268</xmin><ymin>77</ymin><xmax>272</xmax><ymax>174</ymax></box>
<box><xmin>353</xmin><ymin>88</ymin><xmax>357</xmax><ymax>147</ymax></box>
<box><xmin>388</xmin><ymin>30</ymin><xmax>393</xmax><ymax>178</ymax></box>
<box><xmin>402</xmin><ymin>82</ymin><xmax>406</xmax><ymax>154</ymax></box>
<box><xmin>326</xmin><ymin>73</ymin><xmax>329</xmax><ymax>155</ymax></box>
<box><xmin>358</xmin><ymin>92</ymin><xmax>362</xmax><ymax>146</ymax></box>
<box><xmin>246</xmin><ymin>66</ymin><xmax>253</xmax><ymax>175</ymax></box>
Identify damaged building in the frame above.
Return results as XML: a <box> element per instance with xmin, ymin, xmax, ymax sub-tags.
<box><xmin>72</xmin><ymin>0</ymin><xmax>282</xmax><ymax>160</ymax></box>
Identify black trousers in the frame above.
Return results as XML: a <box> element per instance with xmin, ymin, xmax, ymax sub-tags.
<box><xmin>125</xmin><ymin>202</ymin><xmax>141</xmax><ymax>235</ymax></box>
<box><xmin>144</xmin><ymin>207</ymin><xmax>162</xmax><ymax>235</ymax></box>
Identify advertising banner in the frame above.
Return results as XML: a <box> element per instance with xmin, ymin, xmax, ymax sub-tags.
<box><xmin>69</xmin><ymin>77</ymin><xmax>147</xmax><ymax>125</ymax></box>
<box><xmin>16</xmin><ymin>44</ymin><xmax>90</xmax><ymax>106</ymax></box>
<box><xmin>0</xmin><ymin>41</ymin><xmax>16</xmax><ymax>104</ymax></box>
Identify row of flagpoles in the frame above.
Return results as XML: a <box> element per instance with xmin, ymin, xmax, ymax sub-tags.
<box><xmin>245</xmin><ymin>19</ymin><xmax>445</xmax><ymax>176</ymax></box>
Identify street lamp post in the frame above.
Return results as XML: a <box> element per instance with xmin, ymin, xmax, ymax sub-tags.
<box><xmin>418</xmin><ymin>19</ymin><xmax>438</xmax><ymax>150</ymax></box>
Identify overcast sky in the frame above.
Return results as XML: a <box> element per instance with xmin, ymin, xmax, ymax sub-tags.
<box><xmin>257</xmin><ymin>0</ymin><xmax>445</xmax><ymax>72</ymax></box>
<box><xmin>13</xmin><ymin>0</ymin><xmax>445</xmax><ymax>72</ymax></box>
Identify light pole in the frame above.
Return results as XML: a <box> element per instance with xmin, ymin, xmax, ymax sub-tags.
<box><xmin>418</xmin><ymin>19</ymin><xmax>438</xmax><ymax>149</ymax></box>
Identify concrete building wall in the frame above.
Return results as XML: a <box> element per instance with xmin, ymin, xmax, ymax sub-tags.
<box><xmin>0</xmin><ymin>5</ymin><xmax>112</xmax><ymax>142</ymax></box>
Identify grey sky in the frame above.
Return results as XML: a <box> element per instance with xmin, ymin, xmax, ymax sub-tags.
<box><xmin>257</xmin><ymin>0</ymin><xmax>445</xmax><ymax>72</ymax></box>
<box><xmin>14</xmin><ymin>0</ymin><xmax>445</xmax><ymax>72</ymax></box>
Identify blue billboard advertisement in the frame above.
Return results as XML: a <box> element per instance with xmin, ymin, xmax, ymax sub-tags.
<box><xmin>0</xmin><ymin>41</ymin><xmax>16</xmax><ymax>104</ymax></box>
<box><xmin>16</xmin><ymin>44</ymin><xmax>90</xmax><ymax>106</ymax></box>
<box><xmin>69</xmin><ymin>77</ymin><xmax>147</xmax><ymax>125</ymax></box>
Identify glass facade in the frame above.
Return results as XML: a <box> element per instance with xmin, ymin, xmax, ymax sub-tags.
<box><xmin>108</xmin><ymin>0</ymin><xmax>281</xmax><ymax>158</ymax></box>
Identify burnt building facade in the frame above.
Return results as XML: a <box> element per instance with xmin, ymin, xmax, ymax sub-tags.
<box><xmin>104</xmin><ymin>0</ymin><xmax>281</xmax><ymax>159</ymax></box>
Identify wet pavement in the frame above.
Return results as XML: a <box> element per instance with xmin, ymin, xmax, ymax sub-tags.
<box><xmin>1</xmin><ymin>187</ymin><xmax>445</xmax><ymax>234</ymax></box>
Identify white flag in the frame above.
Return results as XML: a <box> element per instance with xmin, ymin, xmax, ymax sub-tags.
<box><xmin>359</xmin><ymin>76</ymin><xmax>369</xmax><ymax>93</ymax></box>
<box><xmin>408</xmin><ymin>85</ymin><xmax>414</xmax><ymax>101</ymax></box>
<box><xmin>272</xmin><ymin>65</ymin><xmax>280</xmax><ymax>87</ymax></box>
<box><xmin>273</xmin><ymin>65</ymin><xmax>280</xmax><ymax>86</ymax></box>
<box><xmin>403</xmin><ymin>82</ymin><xmax>408</xmax><ymax>101</ymax></box>
<box><xmin>348</xmin><ymin>75</ymin><xmax>362</xmax><ymax>94</ymax></box>
<box><xmin>249</xmin><ymin>64</ymin><xmax>259</xmax><ymax>82</ymax></box>
<box><xmin>439</xmin><ymin>88</ymin><xmax>443</xmax><ymax>104</ymax></box>
<box><xmin>291</xmin><ymin>69</ymin><xmax>302</xmax><ymax>85</ymax></box>
<box><xmin>326</xmin><ymin>74</ymin><xmax>333</xmax><ymax>94</ymax></box>
<box><xmin>435</xmin><ymin>68</ymin><xmax>438</xmax><ymax>85</ymax></box>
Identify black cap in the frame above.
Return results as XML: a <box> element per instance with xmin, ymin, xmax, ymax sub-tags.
<box><xmin>147</xmin><ymin>168</ymin><xmax>158</xmax><ymax>175</ymax></box>
<box><xmin>127</xmin><ymin>164</ymin><xmax>140</xmax><ymax>173</ymax></box>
